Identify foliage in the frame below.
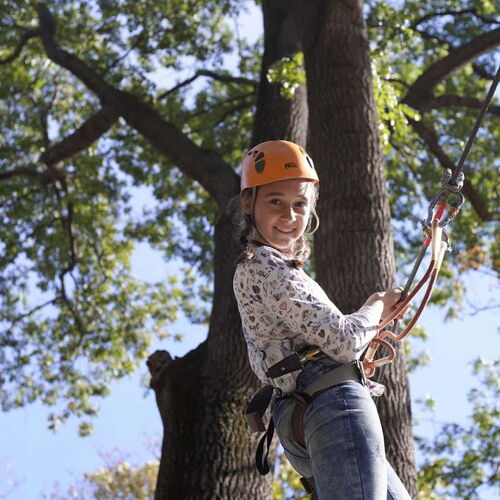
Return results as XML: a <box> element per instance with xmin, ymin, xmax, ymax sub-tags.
<box><xmin>0</xmin><ymin>0</ymin><xmax>257</xmax><ymax>433</ymax></box>
<box><xmin>42</xmin><ymin>452</ymin><xmax>159</xmax><ymax>500</ymax></box>
<box><xmin>0</xmin><ymin>0</ymin><xmax>497</xmax><ymax>434</ymax></box>
<box><xmin>273</xmin><ymin>454</ymin><xmax>308</xmax><ymax>500</ymax></box>
<box><xmin>366</xmin><ymin>0</ymin><xmax>499</xmax><ymax>323</ymax></box>
<box><xmin>415</xmin><ymin>358</ymin><xmax>500</xmax><ymax>499</ymax></box>
<box><xmin>267</xmin><ymin>52</ymin><xmax>306</xmax><ymax>99</ymax></box>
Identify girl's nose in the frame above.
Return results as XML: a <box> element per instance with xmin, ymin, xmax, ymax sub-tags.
<box><xmin>280</xmin><ymin>206</ymin><xmax>296</xmax><ymax>221</ymax></box>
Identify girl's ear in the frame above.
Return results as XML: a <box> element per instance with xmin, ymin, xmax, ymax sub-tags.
<box><xmin>241</xmin><ymin>192</ymin><xmax>253</xmax><ymax>215</ymax></box>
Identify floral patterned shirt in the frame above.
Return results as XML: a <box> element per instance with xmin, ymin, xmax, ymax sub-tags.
<box><xmin>233</xmin><ymin>244</ymin><xmax>382</xmax><ymax>393</ymax></box>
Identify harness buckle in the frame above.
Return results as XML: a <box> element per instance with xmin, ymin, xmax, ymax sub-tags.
<box><xmin>266</xmin><ymin>346</ymin><xmax>323</xmax><ymax>379</ymax></box>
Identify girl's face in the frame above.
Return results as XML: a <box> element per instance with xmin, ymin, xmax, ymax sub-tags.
<box><xmin>243</xmin><ymin>179</ymin><xmax>313</xmax><ymax>252</ymax></box>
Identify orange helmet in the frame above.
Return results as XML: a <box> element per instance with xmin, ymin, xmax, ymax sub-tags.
<box><xmin>240</xmin><ymin>140</ymin><xmax>319</xmax><ymax>193</ymax></box>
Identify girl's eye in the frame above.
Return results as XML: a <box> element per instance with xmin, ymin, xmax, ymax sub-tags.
<box><xmin>269</xmin><ymin>199</ymin><xmax>282</xmax><ymax>205</ymax></box>
<box><xmin>295</xmin><ymin>201</ymin><xmax>307</xmax><ymax>208</ymax></box>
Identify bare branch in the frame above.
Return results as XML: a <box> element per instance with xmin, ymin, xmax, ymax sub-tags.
<box><xmin>191</xmin><ymin>99</ymin><xmax>254</xmax><ymax>136</ymax></box>
<box><xmin>403</xmin><ymin>28</ymin><xmax>500</xmax><ymax>107</ymax></box>
<box><xmin>383</xmin><ymin>77</ymin><xmax>410</xmax><ymax>89</ymax></box>
<box><xmin>52</xmin><ymin>183</ymin><xmax>77</xmax><ymax>275</ymax></box>
<box><xmin>0</xmin><ymin>166</ymin><xmax>41</xmax><ymax>181</ymax></box>
<box><xmin>36</xmin><ymin>3</ymin><xmax>239</xmax><ymax>208</ymax></box>
<box><xmin>467</xmin><ymin>301</ymin><xmax>500</xmax><ymax>316</ymax></box>
<box><xmin>158</xmin><ymin>69</ymin><xmax>258</xmax><ymax>101</ymax></box>
<box><xmin>410</xmin><ymin>9</ymin><xmax>499</xmax><ymax>29</ymax></box>
<box><xmin>415</xmin><ymin>29</ymin><xmax>449</xmax><ymax>46</ymax></box>
<box><xmin>40</xmin><ymin>106</ymin><xmax>119</xmax><ymax>166</ymax></box>
<box><xmin>0</xmin><ymin>28</ymin><xmax>41</xmax><ymax>65</ymax></box>
<box><xmin>472</xmin><ymin>62</ymin><xmax>495</xmax><ymax>80</ymax></box>
<box><xmin>407</xmin><ymin>117</ymin><xmax>499</xmax><ymax>222</ymax></box>
<box><xmin>419</xmin><ymin>95</ymin><xmax>500</xmax><ymax>115</ymax></box>
<box><xmin>5</xmin><ymin>297</ymin><xmax>59</xmax><ymax>337</ymax></box>
<box><xmin>1</xmin><ymin>106</ymin><xmax>118</xmax><ymax>186</ymax></box>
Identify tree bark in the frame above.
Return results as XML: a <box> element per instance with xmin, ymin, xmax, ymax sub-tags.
<box><xmin>150</xmin><ymin>3</ymin><xmax>308</xmax><ymax>498</ymax></box>
<box><xmin>252</xmin><ymin>0</ymin><xmax>308</xmax><ymax>146</ymax></box>
<box><xmin>291</xmin><ymin>0</ymin><xmax>418</xmax><ymax>497</ymax></box>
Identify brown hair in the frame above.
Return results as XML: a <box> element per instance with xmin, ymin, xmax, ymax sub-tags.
<box><xmin>227</xmin><ymin>184</ymin><xmax>319</xmax><ymax>269</ymax></box>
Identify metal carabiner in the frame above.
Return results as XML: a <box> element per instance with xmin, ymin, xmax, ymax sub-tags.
<box><xmin>422</xmin><ymin>189</ymin><xmax>464</xmax><ymax>230</ymax></box>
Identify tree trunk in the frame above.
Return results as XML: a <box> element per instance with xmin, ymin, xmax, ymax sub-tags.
<box><xmin>252</xmin><ymin>0</ymin><xmax>308</xmax><ymax>146</ymax></box>
<box><xmin>149</xmin><ymin>3</ymin><xmax>308</xmax><ymax>498</ymax></box>
<box><xmin>291</xmin><ymin>0</ymin><xmax>418</xmax><ymax>497</ymax></box>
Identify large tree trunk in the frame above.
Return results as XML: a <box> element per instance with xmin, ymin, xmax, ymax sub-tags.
<box><xmin>149</xmin><ymin>3</ymin><xmax>308</xmax><ymax>498</ymax></box>
<box><xmin>291</xmin><ymin>0</ymin><xmax>418</xmax><ymax>497</ymax></box>
<box><xmin>252</xmin><ymin>0</ymin><xmax>308</xmax><ymax>145</ymax></box>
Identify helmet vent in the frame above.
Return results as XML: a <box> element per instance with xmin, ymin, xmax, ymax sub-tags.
<box><xmin>254</xmin><ymin>152</ymin><xmax>265</xmax><ymax>173</ymax></box>
<box><xmin>306</xmin><ymin>156</ymin><xmax>315</xmax><ymax>170</ymax></box>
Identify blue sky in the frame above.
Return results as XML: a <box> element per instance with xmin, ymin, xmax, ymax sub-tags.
<box><xmin>1</xmin><ymin>2</ymin><xmax>498</xmax><ymax>499</ymax></box>
<box><xmin>2</xmin><ymin>240</ymin><xmax>497</xmax><ymax>498</ymax></box>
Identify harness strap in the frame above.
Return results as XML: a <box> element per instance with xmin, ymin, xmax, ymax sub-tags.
<box><xmin>300</xmin><ymin>476</ymin><xmax>319</xmax><ymax>499</ymax></box>
<box><xmin>245</xmin><ymin>384</ymin><xmax>274</xmax><ymax>433</ymax></box>
<box><xmin>292</xmin><ymin>398</ymin><xmax>308</xmax><ymax>447</ymax></box>
<box><xmin>255</xmin><ymin>418</ymin><xmax>275</xmax><ymax>475</ymax></box>
<box><xmin>250</xmin><ymin>361</ymin><xmax>365</xmax><ymax>478</ymax></box>
<box><xmin>302</xmin><ymin>362</ymin><xmax>363</xmax><ymax>397</ymax></box>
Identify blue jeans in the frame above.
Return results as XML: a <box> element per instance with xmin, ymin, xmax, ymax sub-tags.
<box><xmin>272</xmin><ymin>357</ymin><xmax>411</xmax><ymax>500</ymax></box>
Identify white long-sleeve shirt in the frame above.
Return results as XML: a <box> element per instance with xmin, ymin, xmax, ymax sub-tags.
<box><xmin>233</xmin><ymin>244</ymin><xmax>382</xmax><ymax>392</ymax></box>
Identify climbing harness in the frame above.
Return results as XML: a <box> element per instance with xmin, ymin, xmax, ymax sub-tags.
<box><xmin>363</xmin><ymin>64</ymin><xmax>500</xmax><ymax>379</ymax></box>
<box><xmin>246</xmin><ymin>346</ymin><xmax>366</xmax><ymax>499</ymax></box>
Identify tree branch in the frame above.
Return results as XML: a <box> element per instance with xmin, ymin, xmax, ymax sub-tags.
<box><xmin>0</xmin><ymin>167</ymin><xmax>41</xmax><ymax>181</ymax></box>
<box><xmin>415</xmin><ymin>28</ymin><xmax>449</xmax><ymax>46</ymax></box>
<box><xmin>472</xmin><ymin>62</ymin><xmax>495</xmax><ymax>80</ymax></box>
<box><xmin>0</xmin><ymin>28</ymin><xmax>41</xmax><ymax>65</ymax></box>
<box><xmin>36</xmin><ymin>3</ymin><xmax>239</xmax><ymax>208</ymax></box>
<box><xmin>410</xmin><ymin>9</ymin><xmax>499</xmax><ymax>29</ymax></box>
<box><xmin>40</xmin><ymin>106</ymin><xmax>119</xmax><ymax>165</ymax></box>
<box><xmin>407</xmin><ymin>117</ymin><xmax>499</xmax><ymax>222</ymax></box>
<box><xmin>158</xmin><ymin>70</ymin><xmax>258</xmax><ymax>101</ymax></box>
<box><xmin>419</xmin><ymin>95</ymin><xmax>500</xmax><ymax>115</ymax></box>
<box><xmin>7</xmin><ymin>297</ymin><xmax>58</xmax><ymax>326</ymax></box>
<box><xmin>403</xmin><ymin>28</ymin><xmax>500</xmax><ymax>107</ymax></box>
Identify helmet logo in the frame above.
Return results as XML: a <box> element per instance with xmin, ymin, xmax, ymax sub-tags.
<box><xmin>284</xmin><ymin>162</ymin><xmax>297</xmax><ymax>169</ymax></box>
<box><xmin>254</xmin><ymin>152</ymin><xmax>265</xmax><ymax>173</ymax></box>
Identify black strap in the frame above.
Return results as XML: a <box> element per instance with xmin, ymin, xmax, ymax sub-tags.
<box><xmin>245</xmin><ymin>384</ymin><xmax>274</xmax><ymax>433</ymax></box>
<box><xmin>255</xmin><ymin>418</ymin><xmax>275</xmax><ymax>475</ymax></box>
<box><xmin>300</xmin><ymin>476</ymin><xmax>318</xmax><ymax>498</ymax></box>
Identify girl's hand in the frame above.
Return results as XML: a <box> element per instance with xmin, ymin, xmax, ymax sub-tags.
<box><xmin>380</xmin><ymin>287</ymin><xmax>412</xmax><ymax>321</ymax></box>
<box><xmin>365</xmin><ymin>287</ymin><xmax>412</xmax><ymax>322</ymax></box>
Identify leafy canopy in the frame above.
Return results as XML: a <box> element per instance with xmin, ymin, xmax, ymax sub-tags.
<box><xmin>0</xmin><ymin>0</ymin><xmax>498</xmax><ymax>435</ymax></box>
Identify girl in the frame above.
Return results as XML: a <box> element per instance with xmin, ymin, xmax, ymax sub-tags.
<box><xmin>232</xmin><ymin>140</ymin><xmax>412</xmax><ymax>499</ymax></box>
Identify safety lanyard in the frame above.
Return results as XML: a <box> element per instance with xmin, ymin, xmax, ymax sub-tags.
<box><xmin>363</xmin><ymin>64</ymin><xmax>500</xmax><ymax>379</ymax></box>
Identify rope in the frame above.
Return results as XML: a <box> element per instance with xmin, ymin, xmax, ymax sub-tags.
<box><xmin>452</xmin><ymin>64</ymin><xmax>500</xmax><ymax>182</ymax></box>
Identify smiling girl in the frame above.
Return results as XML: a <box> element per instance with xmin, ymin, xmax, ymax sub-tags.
<box><xmin>232</xmin><ymin>140</ymin><xmax>412</xmax><ymax>499</ymax></box>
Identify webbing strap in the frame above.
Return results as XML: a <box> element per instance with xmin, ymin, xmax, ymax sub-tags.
<box><xmin>303</xmin><ymin>362</ymin><xmax>362</xmax><ymax>396</ymax></box>
<box><xmin>255</xmin><ymin>418</ymin><xmax>275</xmax><ymax>475</ymax></box>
